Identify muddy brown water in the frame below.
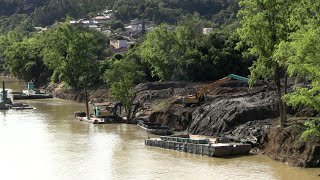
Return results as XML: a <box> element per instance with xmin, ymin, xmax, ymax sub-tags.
<box><xmin>0</xmin><ymin>77</ymin><xmax>319</xmax><ymax>180</ymax></box>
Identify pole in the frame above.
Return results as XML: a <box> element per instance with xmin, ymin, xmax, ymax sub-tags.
<box><xmin>84</xmin><ymin>85</ymin><xmax>90</xmax><ymax>120</ymax></box>
<box><xmin>2</xmin><ymin>81</ymin><xmax>5</xmax><ymax>102</ymax></box>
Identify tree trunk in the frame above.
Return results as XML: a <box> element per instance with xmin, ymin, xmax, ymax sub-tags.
<box><xmin>283</xmin><ymin>72</ymin><xmax>288</xmax><ymax>122</ymax></box>
<box><xmin>275</xmin><ymin>67</ymin><xmax>286</xmax><ymax>127</ymax></box>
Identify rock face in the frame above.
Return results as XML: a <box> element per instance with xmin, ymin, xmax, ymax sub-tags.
<box><xmin>188</xmin><ymin>90</ymin><xmax>278</xmax><ymax>136</ymax></box>
<box><xmin>224</xmin><ymin>119</ymin><xmax>272</xmax><ymax>148</ymax></box>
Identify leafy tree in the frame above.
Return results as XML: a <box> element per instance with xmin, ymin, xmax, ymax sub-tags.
<box><xmin>140</xmin><ymin>24</ymin><xmax>180</xmax><ymax>81</ymax></box>
<box><xmin>277</xmin><ymin>25</ymin><xmax>320</xmax><ymax>139</ymax></box>
<box><xmin>104</xmin><ymin>56</ymin><xmax>145</xmax><ymax>121</ymax></box>
<box><xmin>237</xmin><ymin>0</ymin><xmax>297</xmax><ymax>127</ymax></box>
<box><xmin>4</xmin><ymin>35</ymin><xmax>48</xmax><ymax>82</ymax></box>
<box><xmin>42</xmin><ymin>23</ymin><xmax>106</xmax><ymax>88</ymax></box>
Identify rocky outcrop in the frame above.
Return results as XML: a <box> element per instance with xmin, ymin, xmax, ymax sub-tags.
<box><xmin>224</xmin><ymin>119</ymin><xmax>272</xmax><ymax>148</ymax></box>
<box><xmin>188</xmin><ymin>90</ymin><xmax>278</xmax><ymax>136</ymax></box>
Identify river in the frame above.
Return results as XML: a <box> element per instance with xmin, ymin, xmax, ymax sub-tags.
<box><xmin>0</xmin><ymin>77</ymin><xmax>319</xmax><ymax>180</ymax></box>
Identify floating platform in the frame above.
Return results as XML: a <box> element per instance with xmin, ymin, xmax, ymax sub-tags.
<box><xmin>76</xmin><ymin>116</ymin><xmax>110</xmax><ymax>124</ymax></box>
<box><xmin>12</xmin><ymin>93</ymin><xmax>53</xmax><ymax>100</ymax></box>
<box><xmin>10</xmin><ymin>103</ymin><xmax>34</xmax><ymax>110</ymax></box>
<box><xmin>75</xmin><ymin>113</ymin><xmax>126</xmax><ymax>124</ymax></box>
<box><xmin>145</xmin><ymin>136</ymin><xmax>251</xmax><ymax>157</ymax></box>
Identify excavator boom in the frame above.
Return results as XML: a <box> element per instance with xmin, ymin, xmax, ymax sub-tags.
<box><xmin>182</xmin><ymin>74</ymin><xmax>248</xmax><ymax>106</ymax></box>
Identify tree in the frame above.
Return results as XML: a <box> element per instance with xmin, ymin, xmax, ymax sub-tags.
<box><xmin>42</xmin><ymin>23</ymin><xmax>105</xmax><ymax>88</ymax></box>
<box><xmin>237</xmin><ymin>0</ymin><xmax>296</xmax><ymax>127</ymax></box>
<box><xmin>104</xmin><ymin>56</ymin><xmax>145</xmax><ymax>122</ymax></box>
<box><xmin>277</xmin><ymin>25</ymin><xmax>320</xmax><ymax>140</ymax></box>
<box><xmin>4</xmin><ymin>35</ymin><xmax>48</xmax><ymax>82</ymax></box>
<box><xmin>140</xmin><ymin>24</ymin><xmax>180</xmax><ymax>81</ymax></box>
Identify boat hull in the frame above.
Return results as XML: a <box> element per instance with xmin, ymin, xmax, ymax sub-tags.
<box><xmin>138</xmin><ymin>124</ymin><xmax>173</xmax><ymax>136</ymax></box>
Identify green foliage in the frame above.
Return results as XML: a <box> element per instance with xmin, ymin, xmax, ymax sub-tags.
<box><xmin>0</xmin><ymin>31</ymin><xmax>49</xmax><ymax>83</ymax></box>
<box><xmin>140</xmin><ymin>21</ymin><xmax>249</xmax><ymax>81</ymax></box>
<box><xmin>140</xmin><ymin>24</ymin><xmax>179</xmax><ymax>80</ymax></box>
<box><xmin>0</xmin><ymin>0</ymin><xmax>239</xmax><ymax>33</ymax></box>
<box><xmin>104</xmin><ymin>55</ymin><xmax>145</xmax><ymax>119</ymax></box>
<box><xmin>278</xmin><ymin>25</ymin><xmax>320</xmax><ymax>140</ymax></box>
<box><xmin>301</xmin><ymin>119</ymin><xmax>320</xmax><ymax>140</ymax></box>
<box><xmin>4</xmin><ymin>35</ymin><xmax>47</xmax><ymax>82</ymax></box>
<box><xmin>42</xmin><ymin>23</ymin><xmax>106</xmax><ymax>88</ymax></box>
<box><xmin>237</xmin><ymin>0</ymin><xmax>294</xmax><ymax>85</ymax></box>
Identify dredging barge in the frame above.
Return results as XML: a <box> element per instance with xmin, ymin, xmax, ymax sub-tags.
<box><xmin>12</xmin><ymin>82</ymin><xmax>53</xmax><ymax>100</ymax></box>
<box><xmin>75</xmin><ymin>102</ymin><xmax>125</xmax><ymax>124</ymax></box>
<box><xmin>145</xmin><ymin>135</ymin><xmax>251</xmax><ymax>157</ymax></box>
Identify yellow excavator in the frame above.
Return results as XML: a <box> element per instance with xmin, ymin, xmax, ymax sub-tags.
<box><xmin>182</xmin><ymin>74</ymin><xmax>249</xmax><ymax>107</ymax></box>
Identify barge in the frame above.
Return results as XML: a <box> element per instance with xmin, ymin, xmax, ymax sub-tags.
<box><xmin>75</xmin><ymin>102</ymin><xmax>125</xmax><ymax>124</ymax></box>
<box><xmin>145</xmin><ymin>136</ymin><xmax>251</xmax><ymax>157</ymax></box>
<box><xmin>138</xmin><ymin>121</ymin><xmax>173</xmax><ymax>135</ymax></box>
<box><xmin>12</xmin><ymin>82</ymin><xmax>53</xmax><ymax>100</ymax></box>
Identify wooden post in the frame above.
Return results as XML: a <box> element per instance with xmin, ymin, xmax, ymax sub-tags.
<box><xmin>84</xmin><ymin>85</ymin><xmax>90</xmax><ymax>120</ymax></box>
<box><xmin>2</xmin><ymin>81</ymin><xmax>5</xmax><ymax>102</ymax></box>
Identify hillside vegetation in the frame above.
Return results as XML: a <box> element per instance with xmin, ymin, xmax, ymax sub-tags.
<box><xmin>0</xmin><ymin>0</ymin><xmax>238</xmax><ymax>32</ymax></box>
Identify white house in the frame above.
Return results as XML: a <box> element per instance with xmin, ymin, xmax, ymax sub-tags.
<box><xmin>110</xmin><ymin>40</ymin><xmax>128</xmax><ymax>49</ymax></box>
<box><xmin>203</xmin><ymin>28</ymin><xmax>214</xmax><ymax>35</ymax></box>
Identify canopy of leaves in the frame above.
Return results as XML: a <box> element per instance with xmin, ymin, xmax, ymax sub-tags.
<box><xmin>237</xmin><ymin>0</ymin><xmax>297</xmax><ymax>85</ymax></box>
<box><xmin>0</xmin><ymin>0</ymin><xmax>239</xmax><ymax>33</ymax></box>
<box><xmin>277</xmin><ymin>25</ymin><xmax>320</xmax><ymax>140</ymax></box>
<box><xmin>42</xmin><ymin>23</ymin><xmax>106</xmax><ymax>88</ymax></box>
<box><xmin>140</xmin><ymin>21</ymin><xmax>250</xmax><ymax>81</ymax></box>
<box><xmin>104</xmin><ymin>53</ymin><xmax>145</xmax><ymax>119</ymax></box>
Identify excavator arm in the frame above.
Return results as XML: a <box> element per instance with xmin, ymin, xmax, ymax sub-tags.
<box><xmin>182</xmin><ymin>74</ymin><xmax>249</xmax><ymax>106</ymax></box>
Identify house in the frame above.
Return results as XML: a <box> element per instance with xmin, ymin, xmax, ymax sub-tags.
<box><xmin>203</xmin><ymin>28</ymin><xmax>213</xmax><ymax>35</ymax></box>
<box><xmin>92</xmin><ymin>15</ymin><xmax>111</xmax><ymax>22</ymax></box>
<box><xmin>110</xmin><ymin>40</ymin><xmax>129</xmax><ymax>49</ymax></box>
<box><xmin>34</xmin><ymin>27</ymin><xmax>48</xmax><ymax>33</ymax></box>
<box><xmin>125</xmin><ymin>24</ymin><xmax>143</xmax><ymax>32</ymax></box>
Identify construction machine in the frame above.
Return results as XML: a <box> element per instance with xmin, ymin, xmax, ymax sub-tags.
<box><xmin>182</xmin><ymin>74</ymin><xmax>249</xmax><ymax>107</ymax></box>
<box><xmin>92</xmin><ymin>102</ymin><xmax>123</xmax><ymax>120</ymax></box>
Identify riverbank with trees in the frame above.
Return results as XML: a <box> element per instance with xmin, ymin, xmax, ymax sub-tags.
<box><xmin>0</xmin><ymin>0</ymin><xmax>319</xmax><ymax>168</ymax></box>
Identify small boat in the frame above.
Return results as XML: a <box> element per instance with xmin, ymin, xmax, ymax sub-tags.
<box><xmin>138</xmin><ymin>121</ymin><xmax>173</xmax><ymax>135</ymax></box>
<box><xmin>10</xmin><ymin>103</ymin><xmax>34</xmax><ymax>110</ymax></box>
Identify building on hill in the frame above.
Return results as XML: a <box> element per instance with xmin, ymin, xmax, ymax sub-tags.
<box><xmin>203</xmin><ymin>28</ymin><xmax>213</xmax><ymax>35</ymax></box>
<box><xmin>110</xmin><ymin>40</ymin><xmax>129</xmax><ymax>49</ymax></box>
<box><xmin>92</xmin><ymin>15</ymin><xmax>112</xmax><ymax>22</ymax></box>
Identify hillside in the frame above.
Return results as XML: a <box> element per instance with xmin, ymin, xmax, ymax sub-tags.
<box><xmin>0</xmin><ymin>0</ymin><xmax>239</xmax><ymax>32</ymax></box>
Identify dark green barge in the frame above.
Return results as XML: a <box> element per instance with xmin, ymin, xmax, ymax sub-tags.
<box><xmin>145</xmin><ymin>136</ymin><xmax>251</xmax><ymax>157</ymax></box>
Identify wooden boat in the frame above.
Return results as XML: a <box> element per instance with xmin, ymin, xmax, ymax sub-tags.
<box><xmin>138</xmin><ymin>121</ymin><xmax>173</xmax><ymax>135</ymax></box>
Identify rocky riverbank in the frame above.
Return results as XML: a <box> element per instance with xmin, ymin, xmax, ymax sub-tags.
<box><xmin>50</xmin><ymin>80</ymin><xmax>320</xmax><ymax>168</ymax></box>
